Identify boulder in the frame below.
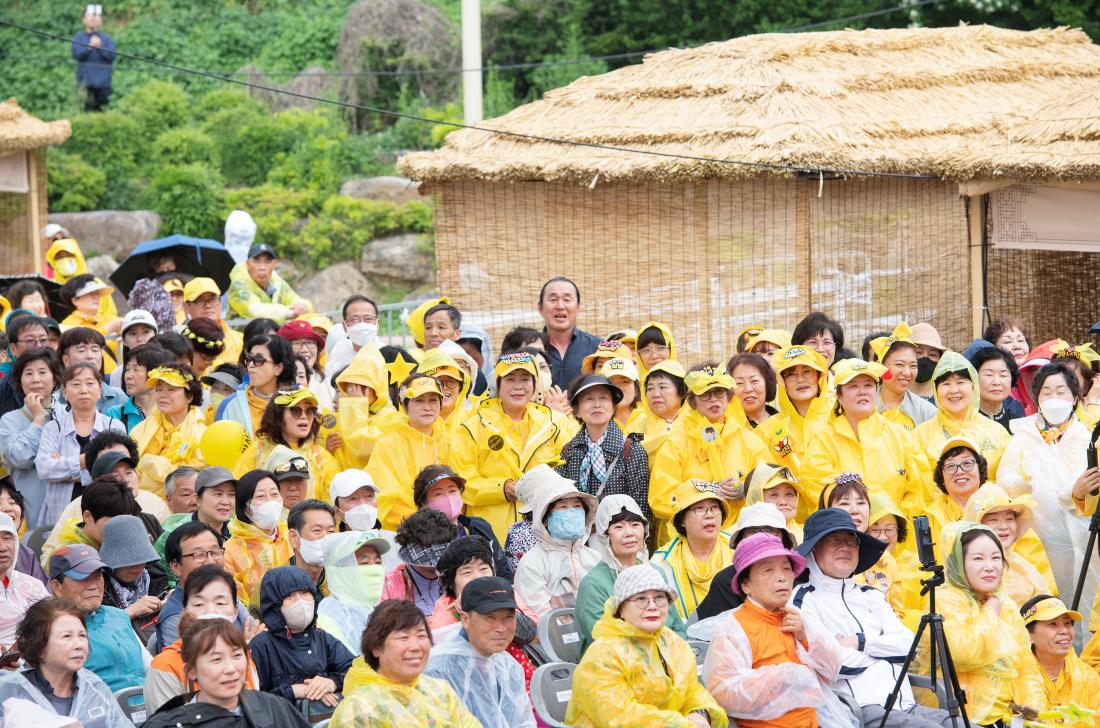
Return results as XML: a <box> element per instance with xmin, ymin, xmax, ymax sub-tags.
<box><xmin>297</xmin><ymin>262</ymin><xmax>378</xmax><ymax>315</ymax></box>
<box><xmin>47</xmin><ymin>210</ymin><xmax>160</xmax><ymax>261</ymax></box>
<box><xmin>339</xmin><ymin>176</ymin><xmax>422</xmax><ymax>204</ymax></box>
<box><xmin>360</xmin><ymin>233</ymin><xmax>435</xmax><ymax>286</ymax></box>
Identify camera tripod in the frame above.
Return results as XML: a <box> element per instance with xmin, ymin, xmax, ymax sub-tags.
<box><xmin>1070</xmin><ymin>420</ymin><xmax>1100</xmax><ymax>614</ymax></box>
<box><xmin>878</xmin><ymin>562</ymin><xmax>971</xmax><ymax>728</ymax></box>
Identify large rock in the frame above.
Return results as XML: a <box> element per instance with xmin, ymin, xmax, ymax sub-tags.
<box><xmin>47</xmin><ymin>210</ymin><xmax>160</xmax><ymax>261</ymax></box>
<box><xmin>360</xmin><ymin>233</ymin><xmax>435</xmax><ymax>286</ymax></box>
<box><xmin>339</xmin><ymin>176</ymin><xmax>422</xmax><ymax>204</ymax></box>
<box><xmin>297</xmin><ymin>262</ymin><xmax>378</xmax><ymax>315</ymax></box>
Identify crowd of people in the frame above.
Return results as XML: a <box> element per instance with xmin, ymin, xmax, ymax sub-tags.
<box><xmin>1</xmin><ymin>216</ymin><xmax>1099</xmax><ymax>727</ymax></box>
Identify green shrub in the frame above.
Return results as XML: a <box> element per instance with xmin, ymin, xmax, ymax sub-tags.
<box><xmin>151</xmin><ymin>128</ymin><xmax>220</xmax><ymax>170</ymax></box>
<box><xmin>117</xmin><ymin>80</ymin><xmax>192</xmax><ymax>141</ymax></box>
<box><xmin>47</xmin><ymin>151</ymin><xmax>106</xmax><ymax>212</ymax></box>
<box><xmin>142</xmin><ymin>163</ymin><xmax>226</xmax><ymax>240</ymax></box>
<box><xmin>298</xmin><ymin>195</ymin><xmax>434</xmax><ymax>267</ymax></box>
<box><xmin>193</xmin><ymin>88</ymin><xmax>266</xmax><ymax>120</ymax></box>
<box><xmin>65</xmin><ymin>112</ymin><xmax>142</xmax><ymax>179</ymax></box>
<box><xmin>202</xmin><ymin>108</ymin><xmax>293</xmax><ymax>187</ymax></box>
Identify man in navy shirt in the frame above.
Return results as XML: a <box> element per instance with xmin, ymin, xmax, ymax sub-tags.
<box><xmin>71</xmin><ymin>6</ymin><xmax>116</xmax><ymax>111</ymax></box>
<box><xmin>538</xmin><ymin>277</ymin><xmax>601</xmax><ymax>390</ymax></box>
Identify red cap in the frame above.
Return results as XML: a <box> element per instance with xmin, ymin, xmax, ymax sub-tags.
<box><xmin>278</xmin><ymin>320</ymin><xmax>325</xmax><ymax>347</ymax></box>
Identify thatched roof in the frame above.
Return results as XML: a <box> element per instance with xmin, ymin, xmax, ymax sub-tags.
<box><xmin>0</xmin><ymin>99</ymin><xmax>71</xmax><ymax>156</ymax></box>
<box><xmin>399</xmin><ymin>25</ymin><xmax>1100</xmax><ymax>185</ymax></box>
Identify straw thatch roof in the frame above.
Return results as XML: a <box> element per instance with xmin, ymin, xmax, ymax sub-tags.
<box><xmin>399</xmin><ymin>25</ymin><xmax>1100</xmax><ymax>185</ymax></box>
<box><xmin>0</xmin><ymin>99</ymin><xmax>71</xmax><ymax>156</ymax></box>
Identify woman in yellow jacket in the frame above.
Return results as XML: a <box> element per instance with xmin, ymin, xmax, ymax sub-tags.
<box><xmin>223</xmin><ymin>469</ymin><xmax>294</xmax><ymax>611</ymax></box>
<box><xmin>927</xmin><ymin>521</ymin><xmax>1044</xmax><ymax>724</ymax></box>
<box><xmin>800</xmin><ymin>358</ymin><xmax>927</xmax><ymax>515</ymax></box>
<box><xmin>743</xmin><ymin>461</ymin><xmax>810</xmax><ymax>540</ymax></box>
<box><xmin>254</xmin><ymin>388</ymin><xmax>340</xmax><ymax>503</ymax></box>
<box><xmin>566</xmin><ymin>564</ymin><xmax>727</xmax><ymax>728</ymax></box>
<box><xmin>867</xmin><ymin>492</ymin><xmax>922</xmax><ymax>625</ymax></box>
<box><xmin>47</xmin><ymin>238</ymin><xmax>118</xmax><ymax>322</ymax></box>
<box><xmin>368</xmin><ymin>375</ymin><xmax>450</xmax><ymax>529</ymax></box>
<box><xmin>58</xmin><ymin>275</ymin><xmax>121</xmax><ymax>336</ymax></box>
<box><xmin>1019</xmin><ymin>596</ymin><xmax>1100</xmax><ymax>724</ymax></box>
<box><xmin>332</xmin><ymin>344</ymin><xmax>402</xmax><ymax>469</ymax></box>
<box><xmin>772</xmin><ymin>345</ymin><xmax>833</xmax><ymax>472</ymax></box>
<box><xmin>627</xmin><ymin>359</ymin><xmax>688</xmax><ymax>457</ymax></box>
<box><xmin>415</xmin><ymin>348</ymin><xmax>473</xmax><ymax>441</ymax></box>
<box><xmin>635</xmin><ymin>321</ymin><xmax>677</xmax><ymax>381</ymax></box>
<box><xmin>450</xmin><ymin>352</ymin><xmax>571</xmax><ymax>541</ymax></box>
<box><xmin>581</xmin><ymin>339</ymin><xmax>633</xmax><ymax>376</ymax></box>
<box><xmin>913</xmin><ymin>351</ymin><xmax>1011</xmax><ymax>484</ymax></box>
<box><xmin>650</xmin><ymin>364</ymin><xmax>768</xmax><ymax>531</ymax></box>
<box><xmin>869</xmin><ymin>323</ymin><xmax>937</xmax><ymax>431</ymax></box>
<box><xmin>131</xmin><ymin>364</ymin><xmax>207</xmax><ymax>498</ymax></box>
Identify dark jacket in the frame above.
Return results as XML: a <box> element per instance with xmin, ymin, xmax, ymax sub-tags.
<box><xmin>248</xmin><ymin>566</ymin><xmax>354</xmax><ymax>701</ymax></box>
<box><xmin>145</xmin><ymin>690</ymin><xmax>311</xmax><ymax>728</ymax></box>
<box><xmin>692</xmin><ymin>564</ymin><xmax>744</xmax><ymax>621</ymax></box>
<box><xmin>544</xmin><ymin>327</ymin><xmax>601</xmax><ymax>389</ymax></box>
<box><xmin>458</xmin><ymin>514</ymin><xmax>515</xmax><ymax>580</ymax></box>
<box><xmin>556</xmin><ymin>420</ymin><xmax>652</xmax><ymax>521</ymax></box>
<box><xmin>0</xmin><ymin>375</ymin><xmax>22</xmax><ymax>418</ymax></box>
<box><xmin>71</xmin><ymin>31</ymin><xmax>116</xmax><ymax>89</ymax></box>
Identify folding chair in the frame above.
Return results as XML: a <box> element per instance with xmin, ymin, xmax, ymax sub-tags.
<box><xmin>537</xmin><ymin>608</ymin><xmax>582</xmax><ymax>663</ymax></box>
<box><xmin>530</xmin><ymin>661</ymin><xmax>575</xmax><ymax>728</ymax></box>
<box><xmin>908</xmin><ymin>673</ymin><xmax>950</xmax><ymax>707</ymax></box>
<box><xmin>21</xmin><ymin>524</ymin><xmax>53</xmax><ymax>559</ymax></box>
<box><xmin>115</xmin><ymin>685</ymin><xmax>148</xmax><ymax>725</ymax></box>
<box><xmin>686</xmin><ymin>639</ymin><xmax>709</xmax><ymax>678</ymax></box>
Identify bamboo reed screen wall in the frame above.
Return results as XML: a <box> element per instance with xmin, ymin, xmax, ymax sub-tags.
<box><xmin>430</xmin><ymin>177</ymin><xmax>971</xmax><ymax>361</ymax></box>
<box><xmin>0</xmin><ymin>150</ymin><xmax>47</xmax><ymax>275</ymax></box>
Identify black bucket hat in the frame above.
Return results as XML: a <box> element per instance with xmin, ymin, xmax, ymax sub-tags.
<box><xmin>568</xmin><ymin>374</ymin><xmax>624</xmax><ymax>406</ymax></box>
<box><xmin>796</xmin><ymin>508</ymin><xmax>887</xmax><ymax>577</ymax></box>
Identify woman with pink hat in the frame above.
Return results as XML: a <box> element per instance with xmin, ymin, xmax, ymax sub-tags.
<box><xmin>702</xmin><ymin>532</ymin><xmax>844</xmax><ymax>727</ymax></box>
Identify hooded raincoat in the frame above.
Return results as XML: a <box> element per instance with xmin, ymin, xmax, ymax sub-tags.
<box><xmin>131</xmin><ymin>406</ymin><xmax>207</xmax><ymax>498</ymax></box>
<box><xmin>927</xmin><ymin>522</ymin><xmax>1043</xmax><ymax>724</ymax></box>
<box><xmin>222</xmin><ymin>517</ymin><xmax>293</xmax><ymax>612</ymax></box>
<box><xmin>450</xmin><ymin>398</ymin><xmax>570</xmax><ymax>541</ymax></box>
<box><xmin>772</xmin><ymin>346</ymin><xmax>834</xmax><ymax>473</ymax></box>
<box><xmin>226</xmin><ymin>262</ymin><xmax>309</xmax><ymax>322</ymax></box>
<box><xmin>315</xmin><ymin>531</ymin><xmax>387</xmax><ymax>655</ymax></box>
<box><xmin>566</xmin><ymin>600</ymin><xmax>727</xmax><ymax>728</ymax></box>
<box><xmin>248</xmin><ymin>566</ymin><xmax>354</xmax><ymax>700</ymax></box>
<box><xmin>417</xmin><ymin>348</ymin><xmax>477</xmax><ymax>438</ymax></box>
<box><xmin>47</xmin><ymin>239</ymin><xmax>118</xmax><ymax>321</ymax></box>
<box><xmin>423</xmin><ymin>630</ymin><xmax>536</xmax><ymax>728</ymax></box>
<box><xmin>635</xmin><ymin>322</ymin><xmax>678</xmax><ymax>381</ymax></box>
<box><xmin>328</xmin><ymin>660</ymin><xmax>479</xmax><ymax>727</ymax></box>
<box><xmin>368</xmin><ymin>414</ymin><xmax>449</xmax><ymax>529</ymax></box>
<box><xmin>332</xmin><ymin>344</ymin><xmax>402</xmax><ymax>469</ymax></box>
<box><xmin>513</xmin><ymin>468</ymin><xmax>601</xmax><ymax>617</ymax></box>
<box><xmin>0</xmin><ymin>667</ymin><xmax>133</xmax><ymax>727</ymax></box>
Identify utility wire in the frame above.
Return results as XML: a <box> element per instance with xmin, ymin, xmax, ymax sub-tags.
<box><xmin>0</xmin><ymin>17</ymin><xmax>936</xmax><ymax>181</ymax></box>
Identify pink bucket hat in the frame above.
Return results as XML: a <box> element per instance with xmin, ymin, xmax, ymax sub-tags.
<box><xmin>731</xmin><ymin>532</ymin><xmax>807</xmax><ymax>595</ymax></box>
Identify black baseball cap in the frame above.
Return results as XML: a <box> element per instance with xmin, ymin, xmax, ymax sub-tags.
<box><xmin>89</xmin><ymin>450</ymin><xmax>136</xmax><ymax>479</ymax></box>
<box><xmin>460</xmin><ymin>576</ymin><xmax>517</xmax><ymax>614</ymax></box>
<box><xmin>247</xmin><ymin>243</ymin><xmax>276</xmax><ymax>260</ymax></box>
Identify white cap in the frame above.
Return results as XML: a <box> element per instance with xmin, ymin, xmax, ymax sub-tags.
<box><xmin>0</xmin><ymin>513</ymin><xmax>16</xmax><ymax>541</ymax></box>
<box><xmin>121</xmin><ymin>309</ymin><xmax>158</xmax><ymax>334</ymax></box>
<box><xmin>73</xmin><ymin>279</ymin><xmax>112</xmax><ymax>298</ymax></box>
<box><xmin>330</xmin><ymin>469</ymin><xmax>379</xmax><ymax>500</ymax></box>
<box><xmin>42</xmin><ymin>223</ymin><xmax>69</xmax><ymax>239</ymax></box>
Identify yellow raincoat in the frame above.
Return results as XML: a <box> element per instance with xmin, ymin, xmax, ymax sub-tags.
<box><xmin>330</xmin><ymin>658</ymin><xmax>479</xmax><ymax>727</ymax></box>
<box><xmin>566</xmin><ymin>600</ymin><xmax>728</xmax><ymax>728</ymax></box>
<box><xmin>226</xmin><ymin>262</ymin><xmax>310</xmax><ymax>322</ymax></box>
<box><xmin>925</xmin><ymin>522</ymin><xmax>1044</xmax><ymax>724</ymax></box>
<box><xmin>635</xmin><ymin>321</ymin><xmax>677</xmax><ymax>380</ymax></box>
<box><xmin>1025</xmin><ymin>649</ymin><xmax>1100</xmax><ymax>722</ymax></box>
<box><xmin>772</xmin><ymin>346</ymin><xmax>833</xmax><ymax>473</ymax></box>
<box><xmin>404</xmin><ymin>296</ymin><xmax>448</xmax><ymax>351</ymax></box>
<box><xmin>650</xmin><ymin>406</ymin><xmax>768</xmax><ymax>528</ymax></box>
<box><xmin>367</xmin><ymin>415</ymin><xmax>449</xmax><ymax>529</ymax></box>
<box><xmin>332</xmin><ymin>345</ymin><xmax>402</xmax><ymax>468</ymax></box>
<box><xmin>416</xmin><ymin>348</ymin><xmax>476</xmax><ymax>441</ymax></box>
<box><xmin>131</xmin><ymin>407</ymin><xmax>207</xmax><ymax>499</ymax></box>
<box><xmin>913</xmin><ymin>352</ymin><xmax>1011</xmax><ymax>484</ymax></box>
<box><xmin>743</xmin><ymin>461</ymin><xmax>810</xmax><ymax>537</ymax></box>
<box><xmin>253</xmin><ymin>435</ymin><xmax>340</xmax><ymax>504</ymax></box>
<box><xmin>450</xmin><ymin>398</ymin><xmax>570</xmax><ymax>541</ymax></box>
<box><xmin>867</xmin><ymin>493</ymin><xmax>922</xmax><ymax>623</ymax></box>
<box><xmin>627</xmin><ymin>359</ymin><xmax>689</xmax><ymax>457</ymax></box>
<box><xmin>47</xmin><ymin>239</ymin><xmax>118</xmax><ymax>321</ymax></box>
<box><xmin>223</xmin><ymin>518</ymin><xmax>293</xmax><ymax>612</ymax></box>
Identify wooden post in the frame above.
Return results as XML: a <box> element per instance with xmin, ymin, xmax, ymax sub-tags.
<box><xmin>967</xmin><ymin>193</ymin><xmax>986</xmax><ymax>339</ymax></box>
<box><xmin>27</xmin><ymin>149</ymin><xmax>42</xmax><ymax>274</ymax></box>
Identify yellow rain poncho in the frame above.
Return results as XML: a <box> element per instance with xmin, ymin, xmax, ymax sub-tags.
<box><xmin>743</xmin><ymin>462</ymin><xmax>809</xmax><ymax>538</ymax></box>
<box><xmin>332</xmin><ymin>345</ymin><xmax>402</xmax><ymax>469</ymax></box>
<box><xmin>222</xmin><ymin>517</ymin><xmax>293</xmax><ymax>612</ymax></box>
<box><xmin>865</xmin><ymin>492</ymin><xmax>921</xmax><ymax>621</ymax></box>
<box><xmin>913</xmin><ymin>352</ymin><xmax>1011</xmax><ymax>483</ymax></box>
<box><xmin>47</xmin><ymin>239</ymin><xmax>118</xmax><ymax>321</ymax></box>
<box><xmin>226</xmin><ymin>261</ymin><xmax>310</xmax><ymax>323</ymax></box>
<box><xmin>772</xmin><ymin>346</ymin><xmax>833</xmax><ymax>471</ymax></box>
<box><xmin>964</xmin><ymin>482</ymin><xmax>1057</xmax><ymax>601</ymax></box>
<box><xmin>131</xmin><ymin>406</ymin><xmax>207</xmax><ymax>499</ymax></box>
<box><xmin>451</xmin><ymin>397</ymin><xmax>570</xmax><ymax>541</ymax></box>
<box><xmin>925</xmin><ymin>522</ymin><xmax>1044</xmax><ymax>724</ymax></box>
<box><xmin>566</xmin><ymin>599</ymin><xmax>728</xmax><ymax>728</ymax></box>
<box><xmin>368</xmin><ymin>414</ymin><xmax>449</xmax><ymax>529</ymax></box>
<box><xmin>404</xmin><ymin>296</ymin><xmax>449</xmax><ymax>352</ymax></box>
<box><xmin>627</xmin><ymin>359</ymin><xmax>688</xmax><ymax>457</ymax></box>
<box><xmin>635</xmin><ymin>321</ymin><xmax>677</xmax><ymax>380</ymax></box>
<box><xmin>1024</xmin><ymin>649</ymin><xmax>1100</xmax><ymax>721</ymax></box>
<box><xmin>416</xmin><ymin>347</ymin><xmax>475</xmax><ymax>440</ymax></box>
<box><xmin>330</xmin><ymin>659</ymin><xmax>479</xmax><ymax>728</ymax></box>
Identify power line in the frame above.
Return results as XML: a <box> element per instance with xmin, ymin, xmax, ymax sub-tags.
<box><xmin>2</xmin><ymin>0</ymin><xmax>939</xmax><ymax>79</ymax></box>
<box><xmin>0</xmin><ymin>17</ymin><xmax>936</xmax><ymax>181</ymax></box>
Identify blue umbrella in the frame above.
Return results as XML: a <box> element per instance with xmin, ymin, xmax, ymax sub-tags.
<box><xmin>109</xmin><ymin>234</ymin><xmax>235</xmax><ymax>296</ymax></box>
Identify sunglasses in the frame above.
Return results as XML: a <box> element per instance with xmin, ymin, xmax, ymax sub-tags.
<box><xmin>244</xmin><ymin>353</ymin><xmax>270</xmax><ymax>367</ymax></box>
<box><xmin>288</xmin><ymin>405</ymin><xmax>318</xmax><ymax>419</ymax></box>
<box><xmin>274</xmin><ymin>458</ymin><xmax>310</xmax><ymax>474</ymax></box>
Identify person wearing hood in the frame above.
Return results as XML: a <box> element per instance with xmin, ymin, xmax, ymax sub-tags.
<box><xmin>368</xmin><ymin>374</ymin><xmax>450</xmax><ymax>529</ymax></box>
<box><xmin>965</xmin><ymin>483</ymin><xmax>1053</xmax><ymax>609</ymax></box>
<box><xmin>906</xmin><ymin>322</ymin><xmax>945</xmax><ymax>400</ymax></box>
<box><xmin>424</xmin><ymin>576</ymin><xmax>537</xmax><ymax>728</ymax></box>
<box><xmin>416</xmin><ymin>347</ymin><xmax>475</xmax><ymax>438</ymax></box>
<box><xmin>651</xmin><ymin>480</ymin><xmax>735</xmax><ymax>620</ymax></box>
<box><xmin>744</xmin><ymin>462</ymin><xmax>810</xmax><ymax>541</ymax></box>
<box><xmin>914</xmin><ymin>351</ymin><xmax>1011</xmax><ymax>484</ymax></box>
<box><xmin>1018</xmin><ymin>596</ymin><xmax>1100</xmax><ymax>719</ymax></box>
<box><xmin>46</xmin><ymin>238</ymin><xmax>118</xmax><ymax>324</ymax></box>
<box><xmin>800</xmin><ymin>358</ymin><xmax>925</xmax><ymax>516</ymax></box>
<box><xmin>451</xmin><ymin>352</ymin><xmax>571</xmax><ymax>541</ymax></box>
<box><xmin>513</xmin><ymin>465</ymin><xmax>600</xmax><ymax>617</ymax></box>
<box><xmin>404</xmin><ymin>296</ymin><xmax>451</xmax><ymax>360</ymax></box>
<box><xmin>1001</xmin><ymin>362</ymin><xmax>1100</xmax><ymax>625</ymax></box>
<box><xmin>331</xmin><ymin>343</ymin><xmax>402</xmax><ymax>469</ymax></box>
<box><xmin>771</xmin><ymin>345</ymin><xmax>833</xmax><ymax>471</ymax></box>
<box><xmin>316</xmin><ymin>530</ymin><xmax>391</xmax><ymax>654</ymax></box>
<box><xmin>130</xmin><ymin>364</ymin><xmax>207</xmax><ymax>499</ymax></box>
<box><xmin>650</xmin><ymin>364</ymin><xmax>768</xmax><ymax>534</ymax></box>
<box><xmin>381</xmin><ymin>508</ymin><xmax>456</xmax><ymax>616</ymax></box>
<box><xmin>929</xmin><ymin>521</ymin><xmax>1043</xmax><ymax>724</ymax></box>
<box><xmin>0</xmin><ymin>511</ymin><xmax>49</xmax><ymax>646</ymax></box>
<box><xmin>222</xmin><ymin>470</ymin><xmax>293</xmax><ymax>612</ymax></box>
<box><xmin>247</xmin><ymin>565</ymin><xmax>354</xmax><ymax>705</ymax></box>
<box><xmin>792</xmin><ymin>508</ymin><xmax>953</xmax><ymax>727</ymax></box>
<box><xmin>628</xmin><ymin>358</ymin><xmax>688</xmax><ymax>456</ymax></box>
<box><xmin>870</xmin><ymin>323</ymin><xmax>938</xmax><ymax>431</ymax></box>
<box><xmin>566</xmin><ymin>564</ymin><xmax>726</xmax><ymax>728</ymax></box>
<box><xmin>557</xmin><ymin>374</ymin><xmax>651</xmax><ymax>521</ymax></box>
<box><xmin>634</xmin><ymin>321</ymin><xmax>677</xmax><ymax>378</ymax></box>
<box><xmin>577</xmin><ymin>495</ymin><xmax>686</xmax><ymax>652</ymax></box>
<box><xmin>227</xmin><ymin>243</ymin><xmax>310</xmax><ymax>323</ymax></box>
<box><xmin>703</xmin><ymin>532</ymin><xmax>844</xmax><ymax>727</ymax></box>
<box><xmin>254</xmin><ymin>388</ymin><xmax>339</xmax><ymax>502</ymax></box>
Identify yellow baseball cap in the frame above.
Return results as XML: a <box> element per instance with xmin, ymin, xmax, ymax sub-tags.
<box><xmin>494</xmin><ymin>351</ymin><xmax>538</xmax><ymax>380</ymax></box>
<box><xmin>273</xmin><ymin>388</ymin><xmax>319</xmax><ymax>408</ymax></box>
<box><xmin>774</xmin><ymin>345</ymin><xmax>828</xmax><ymax>375</ymax></box>
<box><xmin>684</xmin><ymin>365</ymin><xmax>736</xmax><ymax>396</ymax></box>
<box><xmin>582</xmin><ymin>340</ymin><xmax>632</xmax><ymax>375</ymax></box>
<box><xmin>940</xmin><ymin>435</ymin><xmax>982</xmax><ymax>459</ymax></box>
<box><xmin>831</xmin><ymin>358</ymin><xmax>888</xmax><ymax>388</ymax></box>
<box><xmin>183</xmin><ymin>277</ymin><xmax>221</xmax><ymax>302</ymax></box>
<box><xmin>600</xmin><ymin>356</ymin><xmax>639</xmax><ymax>383</ymax></box>
<box><xmin>399</xmin><ymin>375</ymin><xmax>444</xmax><ymax>401</ymax></box>
<box><xmin>643</xmin><ymin>359</ymin><xmax>687</xmax><ymax>386</ymax></box>
<box><xmin>146</xmin><ymin>366</ymin><xmax>194</xmax><ymax>390</ymax></box>
<box><xmin>162</xmin><ymin>279</ymin><xmax>184</xmax><ymax>294</ymax></box>
<box><xmin>1021</xmin><ymin>596</ymin><xmax>1082</xmax><ymax>626</ymax></box>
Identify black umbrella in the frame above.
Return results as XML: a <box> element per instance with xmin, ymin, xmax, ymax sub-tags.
<box><xmin>109</xmin><ymin>234</ymin><xmax>235</xmax><ymax>296</ymax></box>
<box><xmin>0</xmin><ymin>273</ymin><xmax>72</xmax><ymax>322</ymax></box>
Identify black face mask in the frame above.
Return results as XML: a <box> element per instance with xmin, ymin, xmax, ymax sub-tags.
<box><xmin>915</xmin><ymin>357</ymin><xmax>937</xmax><ymax>384</ymax></box>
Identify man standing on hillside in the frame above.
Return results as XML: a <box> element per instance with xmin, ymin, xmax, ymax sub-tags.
<box><xmin>71</xmin><ymin>5</ymin><xmax>116</xmax><ymax>112</ymax></box>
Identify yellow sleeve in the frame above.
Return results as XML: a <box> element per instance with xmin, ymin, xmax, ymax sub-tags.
<box><xmin>649</xmin><ymin>437</ymin><xmax>687</xmax><ymax>523</ymax></box>
<box><xmin>799</xmin><ymin>431</ymin><xmax>839</xmax><ymax>509</ymax></box>
<box><xmin>939</xmin><ymin>589</ymin><xmax>1021</xmax><ymax>673</ymax></box>
<box><xmin>367</xmin><ymin>436</ymin><xmax>417</xmax><ymax>530</ymax></box>
<box><xmin>451</xmin><ymin>425</ymin><xmax>510</xmax><ymax>508</ymax></box>
<box><xmin>566</xmin><ymin>644</ymin><xmax>696</xmax><ymax>727</ymax></box>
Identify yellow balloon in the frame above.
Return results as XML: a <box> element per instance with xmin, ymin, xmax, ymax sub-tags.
<box><xmin>200</xmin><ymin>420</ymin><xmax>253</xmax><ymax>469</ymax></box>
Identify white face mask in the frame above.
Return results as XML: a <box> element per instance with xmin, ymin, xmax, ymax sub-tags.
<box><xmin>249</xmin><ymin>500</ymin><xmax>283</xmax><ymax>530</ymax></box>
<box><xmin>343</xmin><ymin>504</ymin><xmax>378</xmax><ymax>531</ymax></box>
<box><xmin>281</xmin><ymin>598</ymin><xmax>315</xmax><ymax>632</ymax></box>
<box><xmin>1039</xmin><ymin>397</ymin><xmax>1074</xmax><ymax>425</ymax></box>
<box><xmin>347</xmin><ymin>323</ymin><xmax>378</xmax><ymax>347</ymax></box>
<box><xmin>295</xmin><ymin>533</ymin><xmax>327</xmax><ymax>566</ymax></box>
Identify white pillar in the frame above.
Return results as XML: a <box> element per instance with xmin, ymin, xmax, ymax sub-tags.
<box><xmin>461</xmin><ymin>0</ymin><xmax>483</xmax><ymax>125</ymax></box>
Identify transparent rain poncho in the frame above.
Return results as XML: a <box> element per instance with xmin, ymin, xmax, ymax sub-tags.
<box><xmin>0</xmin><ymin>668</ymin><xmax>134</xmax><ymax>728</ymax></box>
<box><xmin>315</xmin><ymin>530</ymin><xmax>390</xmax><ymax>655</ymax></box>
<box><xmin>423</xmin><ymin>632</ymin><xmax>536</xmax><ymax>728</ymax></box>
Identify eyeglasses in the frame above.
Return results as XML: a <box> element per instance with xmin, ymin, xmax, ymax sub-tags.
<box><xmin>639</xmin><ymin>345</ymin><xmax>670</xmax><ymax>356</ymax></box>
<box><xmin>290</xmin><ymin>339</ymin><xmax>317</xmax><ymax>350</ymax></box>
<box><xmin>180</xmin><ymin>548</ymin><xmax>225</xmax><ymax>562</ymax></box>
<box><xmin>275</xmin><ymin>457</ymin><xmax>310</xmax><ymax>474</ymax></box>
<box><xmin>687</xmin><ymin>503</ymin><xmax>721</xmax><ymax>517</ymax></box>
<box><xmin>626</xmin><ymin>593</ymin><xmax>669</xmax><ymax>608</ymax></box>
<box><xmin>698</xmin><ymin>389</ymin><xmax>728</xmax><ymax>402</ymax></box>
<box><xmin>16</xmin><ymin>336</ymin><xmax>49</xmax><ymax>347</ymax></box>
<box><xmin>869</xmin><ymin>526</ymin><xmax>899</xmax><ymax>539</ymax></box>
<box><xmin>344</xmin><ymin>315</ymin><xmax>378</xmax><ymax>326</ymax></box>
<box><xmin>243</xmin><ymin>353</ymin><xmax>270</xmax><ymax>367</ymax></box>
<box><xmin>288</xmin><ymin>405</ymin><xmax>318</xmax><ymax>419</ymax></box>
<box><xmin>822</xmin><ymin>533</ymin><xmax>859</xmax><ymax>550</ymax></box>
<box><xmin>943</xmin><ymin>459</ymin><xmax>977</xmax><ymax>476</ymax></box>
